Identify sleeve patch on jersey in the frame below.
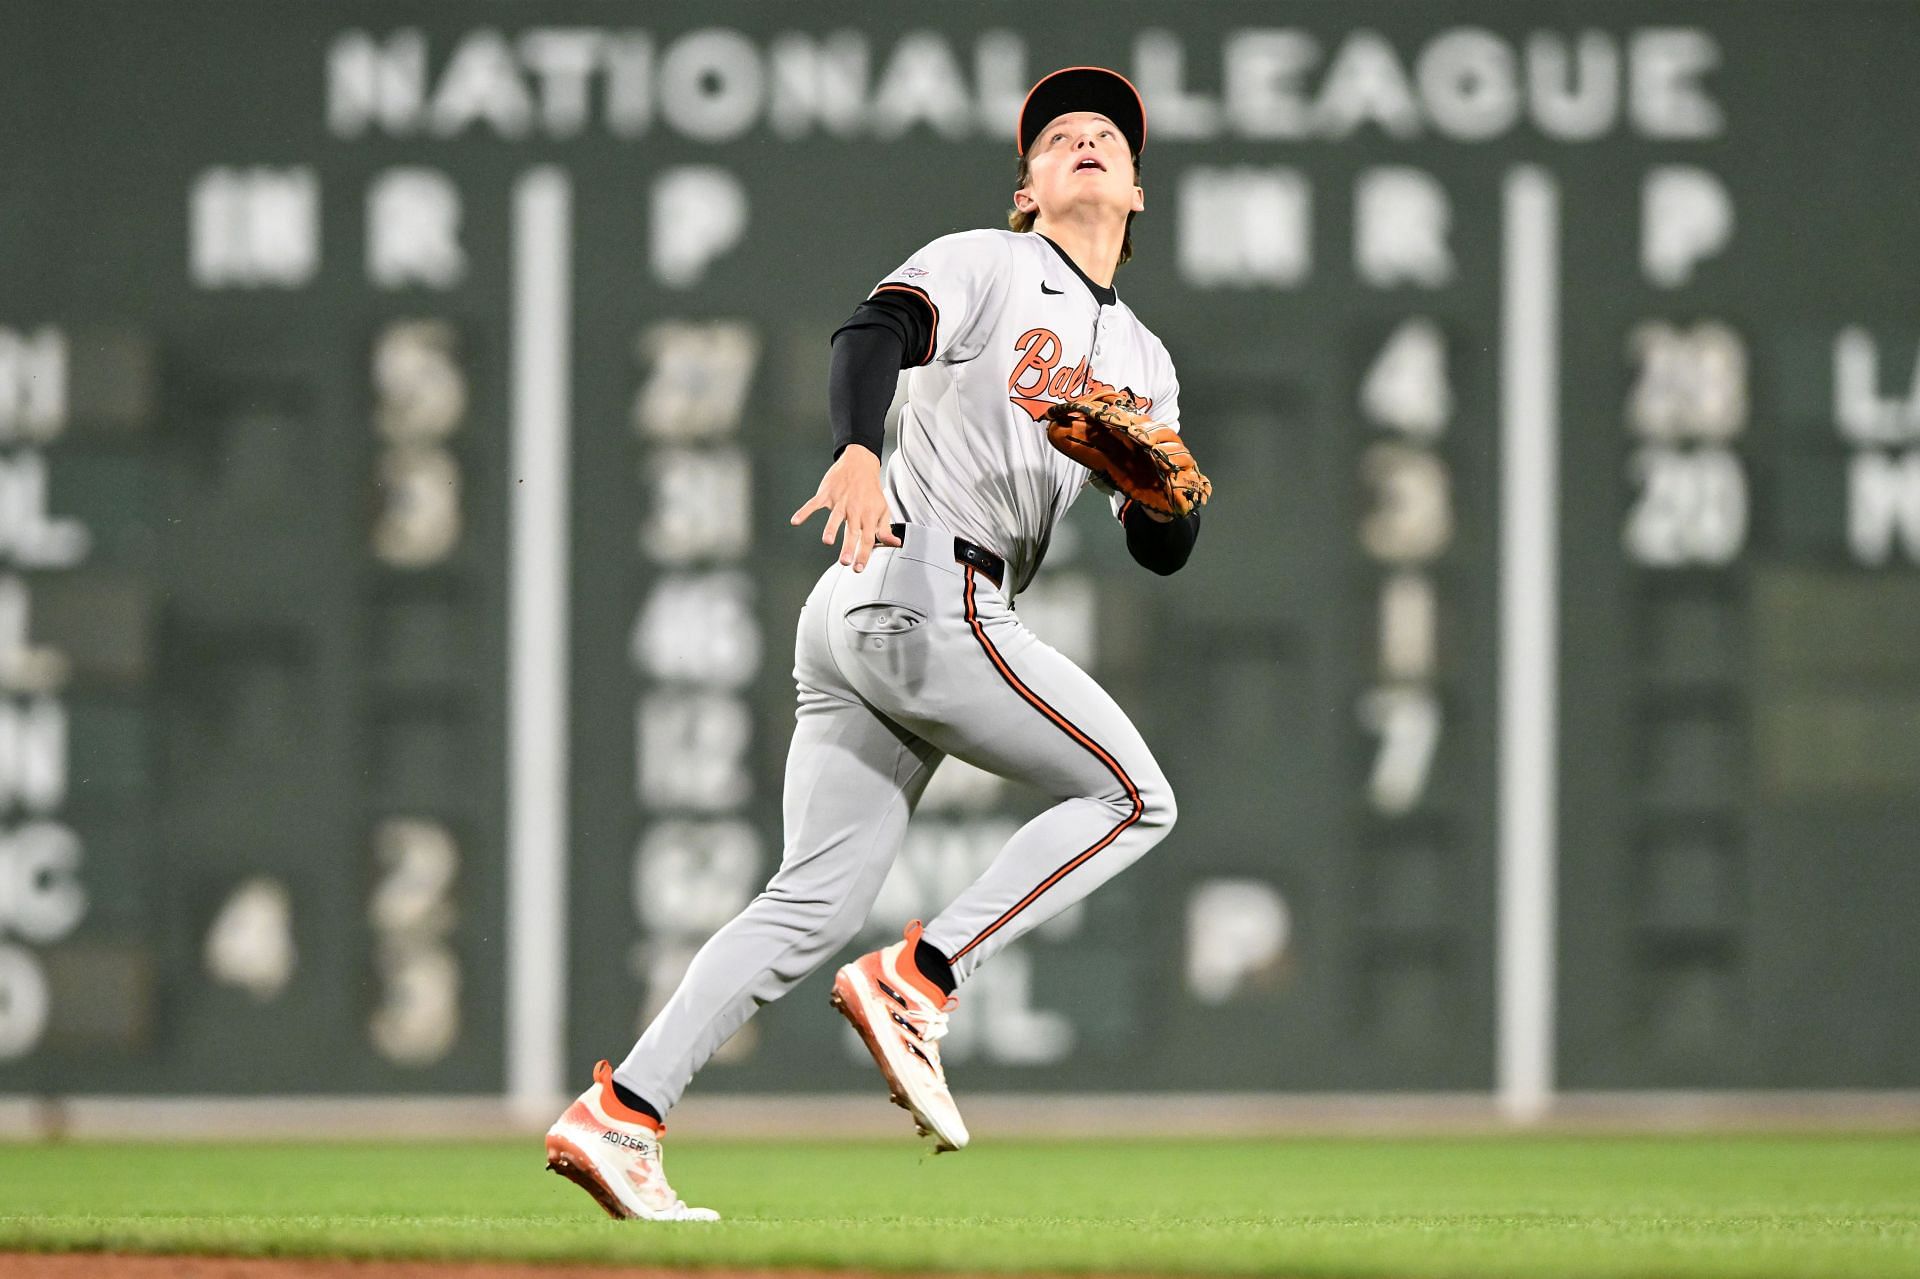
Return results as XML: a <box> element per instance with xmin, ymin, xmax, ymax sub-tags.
<box><xmin>869</xmin><ymin>282</ymin><xmax>939</xmax><ymax>366</ymax></box>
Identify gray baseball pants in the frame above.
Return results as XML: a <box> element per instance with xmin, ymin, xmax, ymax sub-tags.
<box><xmin>614</xmin><ymin>523</ymin><xmax>1177</xmax><ymax>1114</ymax></box>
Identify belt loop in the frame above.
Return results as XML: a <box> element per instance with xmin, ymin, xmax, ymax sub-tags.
<box><xmin>952</xmin><ymin>537</ymin><xmax>1005</xmax><ymax>589</ymax></box>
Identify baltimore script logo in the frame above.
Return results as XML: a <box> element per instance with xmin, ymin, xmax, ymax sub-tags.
<box><xmin>1006</xmin><ymin>327</ymin><xmax>1151</xmax><ymax>421</ymax></box>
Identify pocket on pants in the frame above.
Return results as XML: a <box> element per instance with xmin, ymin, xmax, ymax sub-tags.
<box><xmin>838</xmin><ymin>601</ymin><xmax>934</xmax><ymax>701</ymax></box>
<box><xmin>843</xmin><ymin>602</ymin><xmax>925</xmax><ymax>636</ymax></box>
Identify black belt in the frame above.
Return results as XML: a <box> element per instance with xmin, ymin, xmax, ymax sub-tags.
<box><xmin>891</xmin><ymin>522</ymin><xmax>1004</xmax><ymax>589</ymax></box>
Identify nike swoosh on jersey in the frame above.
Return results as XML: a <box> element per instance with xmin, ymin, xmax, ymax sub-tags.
<box><xmin>1039</xmin><ymin>282</ymin><xmax>1063</xmax><ymax>294</ymax></box>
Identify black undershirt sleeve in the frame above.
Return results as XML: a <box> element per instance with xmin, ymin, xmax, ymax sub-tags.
<box><xmin>1121</xmin><ymin>500</ymin><xmax>1202</xmax><ymax>575</ymax></box>
<box><xmin>827</xmin><ymin>325</ymin><xmax>902</xmax><ymax>461</ymax></box>
<box><xmin>828</xmin><ymin>293</ymin><xmax>937</xmax><ymax>460</ymax></box>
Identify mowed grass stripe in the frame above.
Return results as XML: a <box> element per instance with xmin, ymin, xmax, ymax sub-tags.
<box><xmin>0</xmin><ymin>1136</ymin><xmax>1915</xmax><ymax>1277</ymax></box>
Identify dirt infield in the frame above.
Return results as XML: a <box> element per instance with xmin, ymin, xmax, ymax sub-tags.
<box><xmin>0</xmin><ymin>1259</ymin><xmax>908</xmax><ymax>1279</ymax></box>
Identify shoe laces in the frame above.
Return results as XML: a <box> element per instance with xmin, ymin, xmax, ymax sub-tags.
<box><xmin>902</xmin><ymin>993</ymin><xmax>958</xmax><ymax>1045</ymax></box>
<box><xmin>618</xmin><ymin>1134</ymin><xmax>696</xmax><ymax>1210</ymax></box>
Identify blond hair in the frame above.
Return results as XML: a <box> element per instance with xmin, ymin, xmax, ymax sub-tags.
<box><xmin>1007</xmin><ymin>149</ymin><xmax>1140</xmax><ymax>268</ymax></box>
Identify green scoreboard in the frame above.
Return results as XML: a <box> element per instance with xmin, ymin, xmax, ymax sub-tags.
<box><xmin>1</xmin><ymin>2</ymin><xmax>1915</xmax><ymax>1101</ymax></box>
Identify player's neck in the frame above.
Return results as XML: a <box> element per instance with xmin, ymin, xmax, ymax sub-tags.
<box><xmin>1031</xmin><ymin>214</ymin><xmax>1122</xmax><ymax>289</ymax></box>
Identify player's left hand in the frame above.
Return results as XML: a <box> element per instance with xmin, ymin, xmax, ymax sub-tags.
<box><xmin>790</xmin><ymin>444</ymin><xmax>902</xmax><ymax>572</ymax></box>
<box><xmin>1044</xmin><ymin>391</ymin><xmax>1212</xmax><ymax>521</ymax></box>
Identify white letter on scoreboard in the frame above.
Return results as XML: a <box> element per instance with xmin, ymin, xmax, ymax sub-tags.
<box><xmin>1630</xmin><ymin>29</ymin><xmax>1724</xmax><ymax>139</ymax></box>
<box><xmin>367</xmin><ymin>168</ymin><xmax>467</xmax><ymax>289</ymax></box>
<box><xmin>1356</xmin><ymin>168</ymin><xmax>1455</xmax><ymax>289</ymax></box>
<box><xmin>1833</xmin><ymin>328</ymin><xmax>1920</xmax><ymax>446</ymax></box>
<box><xmin>0</xmin><ymin>329</ymin><xmax>67</xmax><ymax>444</ymax></box>
<box><xmin>1848</xmin><ymin>451</ymin><xmax>1920</xmax><ymax>565</ymax></box>
<box><xmin>518</xmin><ymin>29</ymin><xmax>605</xmax><ymax>138</ymax></box>
<box><xmin>1177</xmin><ymin>167</ymin><xmax>1311</xmax><ymax>288</ymax></box>
<box><xmin>190</xmin><ymin>167</ymin><xmax>320</xmax><ymax>289</ymax></box>
<box><xmin>1641</xmin><ymin>166</ymin><xmax>1733</xmax><ymax>287</ymax></box>
<box><xmin>0</xmin><ymin>454</ymin><xmax>89</xmax><ymax>569</ymax></box>
<box><xmin>1132</xmin><ymin>30</ymin><xmax>1223</xmax><ymax>140</ymax></box>
<box><xmin>650</xmin><ymin>168</ymin><xmax>750</xmax><ymax>290</ymax></box>
<box><xmin>328</xmin><ymin>29</ymin><xmax>428</xmax><ymax>137</ymax></box>
<box><xmin>1186</xmin><ymin>879</ymin><xmax>1290</xmax><ymax>1004</ymax></box>
<box><xmin>0</xmin><ymin>944</ymin><xmax>49</xmax><ymax>1060</ymax></box>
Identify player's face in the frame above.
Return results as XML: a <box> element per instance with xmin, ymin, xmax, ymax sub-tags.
<box><xmin>1016</xmin><ymin>112</ymin><xmax>1144</xmax><ymax>224</ymax></box>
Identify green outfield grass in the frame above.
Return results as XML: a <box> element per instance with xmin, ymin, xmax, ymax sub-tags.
<box><xmin>1</xmin><ymin>1134</ymin><xmax>1916</xmax><ymax>1276</ymax></box>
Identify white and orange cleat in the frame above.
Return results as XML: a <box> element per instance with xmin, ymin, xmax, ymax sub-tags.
<box><xmin>545</xmin><ymin>1060</ymin><xmax>720</xmax><ymax>1221</ymax></box>
<box><xmin>830</xmin><ymin>920</ymin><xmax>969</xmax><ymax>1151</ymax></box>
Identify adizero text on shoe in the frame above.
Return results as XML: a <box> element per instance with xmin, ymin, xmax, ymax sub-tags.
<box><xmin>544</xmin><ymin>1060</ymin><xmax>720</xmax><ymax>1221</ymax></box>
<box><xmin>831</xmin><ymin>921</ymin><xmax>970</xmax><ymax>1151</ymax></box>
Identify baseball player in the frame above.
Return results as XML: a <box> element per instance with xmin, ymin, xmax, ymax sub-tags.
<box><xmin>545</xmin><ymin>66</ymin><xmax>1210</xmax><ymax>1221</ymax></box>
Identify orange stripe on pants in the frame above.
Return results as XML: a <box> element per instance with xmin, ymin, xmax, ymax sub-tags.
<box><xmin>950</xmin><ymin>566</ymin><xmax>1143</xmax><ymax>961</ymax></box>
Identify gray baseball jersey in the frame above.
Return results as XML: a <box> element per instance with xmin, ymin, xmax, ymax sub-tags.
<box><xmin>875</xmin><ymin>229</ymin><xmax>1182</xmax><ymax>596</ymax></box>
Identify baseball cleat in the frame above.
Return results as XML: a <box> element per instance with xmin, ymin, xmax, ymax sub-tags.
<box><xmin>830</xmin><ymin>920</ymin><xmax>970</xmax><ymax>1151</ymax></box>
<box><xmin>544</xmin><ymin>1059</ymin><xmax>719</xmax><ymax>1221</ymax></box>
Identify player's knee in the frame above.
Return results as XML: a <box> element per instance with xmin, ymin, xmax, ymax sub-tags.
<box><xmin>812</xmin><ymin>909</ymin><xmax>868</xmax><ymax>956</ymax></box>
<box><xmin>1128</xmin><ymin>763</ymin><xmax>1177</xmax><ymax>836</ymax></box>
<box><xmin>1156</xmin><ymin>781</ymin><xmax>1179</xmax><ymax>833</ymax></box>
<box><xmin>1144</xmin><ymin>779</ymin><xmax>1177</xmax><ymax>835</ymax></box>
<box><xmin>758</xmin><ymin>881</ymin><xmax>862</xmax><ymax>952</ymax></box>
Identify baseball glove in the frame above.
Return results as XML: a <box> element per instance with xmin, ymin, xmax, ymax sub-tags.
<box><xmin>1043</xmin><ymin>390</ymin><xmax>1213</xmax><ymax>520</ymax></box>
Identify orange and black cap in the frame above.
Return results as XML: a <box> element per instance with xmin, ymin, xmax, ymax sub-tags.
<box><xmin>1016</xmin><ymin>66</ymin><xmax>1146</xmax><ymax>157</ymax></box>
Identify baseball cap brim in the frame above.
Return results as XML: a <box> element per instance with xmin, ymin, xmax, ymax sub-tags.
<box><xmin>1016</xmin><ymin>66</ymin><xmax>1146</xmax><ymax>157</ymax></box>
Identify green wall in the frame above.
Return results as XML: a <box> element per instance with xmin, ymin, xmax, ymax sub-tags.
<box><xmin>0</xmin><ymin>1</ymin><xmax>1914</xmax><ymax>1095</ymax></box>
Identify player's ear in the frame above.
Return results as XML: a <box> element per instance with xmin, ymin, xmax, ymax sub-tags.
<box><xmin>1013</xmin><ymin>185</ymin><xmax>1038</xmax><ymax>214</ymax></box>
<box><xmin>1130</xmin><ymin>185</ymin><xmax>1144</xmax><ymax>213</ymax></box>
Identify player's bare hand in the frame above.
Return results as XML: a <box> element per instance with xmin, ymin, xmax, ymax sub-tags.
<box><xmin>789</xmin><ymin>445</ymin><xmax>902</xmax><ymax>572</ymax></box>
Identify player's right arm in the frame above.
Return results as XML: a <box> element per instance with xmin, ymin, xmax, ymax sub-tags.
<box><xmin>787</xmin><ymin>296</ymin><xmax>921</xmax><ymax>572</ymax></box>
<box><xmin>791</xmin><ymin>232</ymin><xmax>1010</xmax><ymax>570</ymax></box>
